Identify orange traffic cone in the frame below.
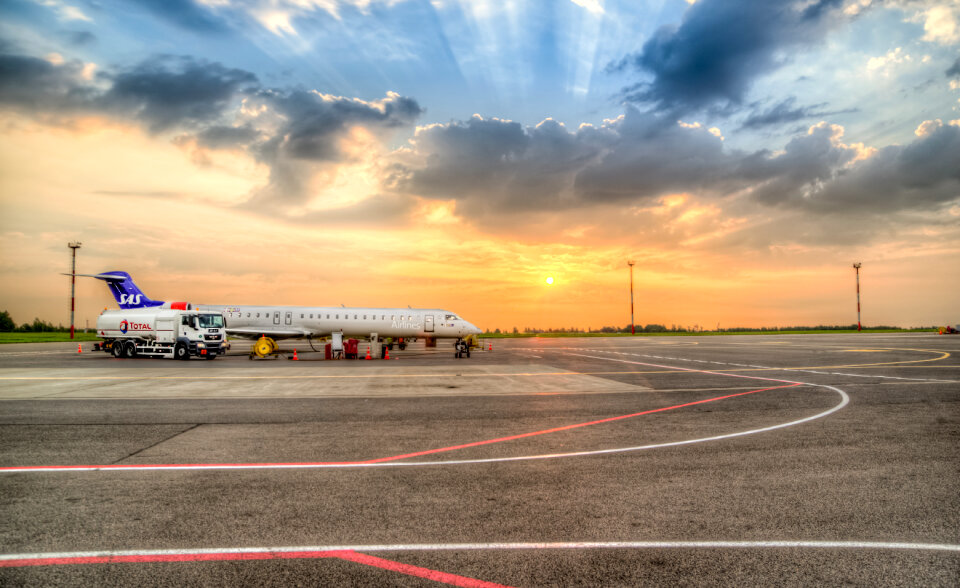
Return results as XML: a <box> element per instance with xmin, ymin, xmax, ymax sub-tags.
<box><xmin>383</xmin><ymin>346</ymin><xmax>389</xmax><ymax>360</ymax></box>
<box><xmin>488</xmin><ymin>341</ymin><xmax>493</xmax><ymax>351</ymax></box>
<box><xmin>292</xmin><ymin>349</ymin><xmax>298</xmax><ymax>360</ymax></box>
<box><xmin>365</xmin><ymin>346</ymin><xmax>371</xmax><ymax>360</ymax></box>
<box><xmin>77</xmin><ymin>343</ymin><xmax>82</xmax><ymax>353</ymax></box>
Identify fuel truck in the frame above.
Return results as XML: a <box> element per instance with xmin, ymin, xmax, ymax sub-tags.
<box><xmin>95</xmin><ymin>306</ymin><xmax>226</xmax><ymax>360</ymax></box>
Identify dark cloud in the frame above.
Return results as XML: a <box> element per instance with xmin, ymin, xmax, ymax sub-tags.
<box><xmin>574</xmin><ymin>111</ymin><xmax>737</xmax><ymax>202</ymax></box>
<box><xmin>389</xmin><ymin>115</ymin><xmax>609</xmax><ymax>215</ymax></box>
<box><xmin>734</xmin><ymin>121</ymin><xmax>960</xmax><ymax>214</ymax></box>
<box><xmin>796</xmin><ymin>122</ymin><xmax>960</xmax><ymax>213</ymax></box>
<box><xmin>62</xmin><ymin>30</ymin><xmax>97</xmax><ymax>47</ymax></box>
<box><xmin>101</xmin><ymin>56</ymin><xmax>258</xmax><ymax>132</ymax></box>
<box><xmin>0</xmin><ymin>52</ymin><xmax>257</xmax><ymax>132</ymax></box>
<box><xmin>243</xmin><ymin>90</ymin><xmax>423</xmax><ymax>206</ymax></box>
<box><xmin>389</xmin><ymin>109</ymin><xmax>960</xmax><ymax>223</ymax></box>
<box><xmin>193</xmin><ymin>124</ymin><xmax>260</xmax><ymax>149</ymax></box>
<box><xmin>740</xmin><ymin>97</ymin><xmax>856</xmax><ymax>130</ymax></box>
<box><xmin>129</xmin><ymin>0</ymin><xmax>228</xmax><ymax>33</ymax></box>
<box><xmin>386</xmin><ymin>109</ymin><xmax>744</xmax><ymax>215</ymax></box>
<box><xmin>610</xmin><ymin>0</ymin><xmax>844</xmax><ymax>114</ymax></box>
<box><xmin>257</xmin><ymin>89</ymin><xmax>421</xmax><ymax>162</ymax></box>
<box><xmin>0</xmin><ymin>53</ymin><xmax>96</xmax><ymax>112</ymax></box>
<box><xmin>947</xmin><ymin>57</ymin><xmax>960</xmax><ymax>78</ymax></box>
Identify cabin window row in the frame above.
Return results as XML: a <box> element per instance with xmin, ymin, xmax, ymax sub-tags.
<box><xmin>236</xmin><ymin>312</ymin><xmax>417</xmax><ymax>320</ymax></box>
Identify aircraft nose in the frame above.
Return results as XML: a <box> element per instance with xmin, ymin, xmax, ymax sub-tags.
<box><xmin>468</xmin><ymin>322</ymin><xmax>482</xmax><ymax>335</ymax></box>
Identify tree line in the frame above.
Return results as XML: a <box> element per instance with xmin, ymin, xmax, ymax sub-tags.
<box><xmin>0</xmin><ymin>310</ymin><xmax>73</xmax><ymax>333</ymax></box>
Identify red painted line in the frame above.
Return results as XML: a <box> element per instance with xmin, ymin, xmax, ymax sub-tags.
<box><xmin>0</xmin><ymin>550</ymin><xmax>514</xmax><ymax>587</ymax></box>
<box><xmin>338</xmin><ymin>551</ymin><xmax>513</xmax><ymax>588</ymax></box>
<box><xmin>358</xmin><ymin>383</ymin><xmax>800</xmax><ymax>463</ymax></box>
<box><xmin>0</xmin><ymin>383</ymin><xmax>800</xmax><ymax>472</ymax></box>
<box><xmin>0</xmin><ymin>550</ymin><xmax>345</xmax><ymax>567</ymax></box>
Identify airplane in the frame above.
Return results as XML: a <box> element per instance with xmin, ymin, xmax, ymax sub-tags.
<box><xmin>77</xmin><ymin>271</ymin><xmax>483</xmax><ymax>358</ymax></box>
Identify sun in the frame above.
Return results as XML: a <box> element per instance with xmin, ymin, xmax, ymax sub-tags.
<box><xmin>545</xmin><ymin>276</ymin><xmax>554</xmax><ymax>285</ymax></box>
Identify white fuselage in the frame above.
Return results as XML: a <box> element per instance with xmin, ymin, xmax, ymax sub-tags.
<box><xmin>194</xmin><ymin>304</ymin><xmax>481</xmax><ymax>341</ymax></box>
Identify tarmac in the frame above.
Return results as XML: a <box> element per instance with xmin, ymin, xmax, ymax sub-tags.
<box><xmin>0</xmin><ymin>333</ymin><xmax>958</xmax><ymax>586</ymax></box>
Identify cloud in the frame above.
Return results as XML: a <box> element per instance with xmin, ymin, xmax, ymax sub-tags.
<box><xmin>574</xmin><ymin>111</ymin><xmax>736</xmax><ymax>203</ymax></box>
<box><xmin>128</xmin><ymin>0</ymin><xmax>229</xmax><ymax>33</ymax></box>
<box><xmin>744</xmin><ymin>120</ymin><xmax>960</xmax><ymax>213</ymax></box>
<box><xmin>740</xmin><ymin>97</ymin><xmax>856</xmax><ymax>130</ymax></box>
<box><xmin>192</xmin><ymin>124</ymin><xmax>261</xmax><ymax>150</ymax></box>
<box><xmin>0</xmin><ymin>52</ymin><xmax>97</xmax><ymax>113</ymax></box>
<box><xmin>0</xmin><ymin>46</ymin><xmax>422</xmax><ymax>221</ymax></box>
<box><xmin>387</xmin><ymin>108</ymin><xmax>959</xmax><ymax>229</ymax></box>
<box><xmin>387</xmin><ymin>115</ymin><xmax>610</xmax><ymax>216</ymax></box>
<box><xmin>0</xmin><ymin>52</ymin><xmax>258</xmax><ymax>132</ymax></box>
<box><xmin>245</xmin><ymin>89</ymin><xmax>423</xmax><ymax>206</ymax></box>
<box><xmin>61</xmin><ymin>30</ymin><xmax>97</xmax><ymax>47</ymax></box>
<box><xmin>386</xmin><ymin>109</ymin><xmax>753</xmax><ymax>220</ymax></box>
<box><xmin>609</xmin><ymin>0</ymin><xmax>845</xmax><ymax>114</ymax></box>
<box><xmin>948</xmin><ymin>56</ymin><xmax>960</xmax><ymax>77</ymax></box>
<box><xmin>37</xmin><ymin>0</ymin><xmax>92</xmax><ymax>22</ymax></box>
<box><xmin>255</xmin><ymin>89</ymin><xmax>421</xmax><ymax>162</ymax></box>
<box><xmin>100</xmin><ymin>56</ymin><xmax>258</xmax><ymax>132</ymax></box>
<box><xmin>916</xmin><ymin>3</ymin><xmax>960</xmax><ymax>45</ymax></box>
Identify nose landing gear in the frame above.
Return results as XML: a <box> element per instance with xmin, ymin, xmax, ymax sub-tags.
<box><xmin>454</xmin><ymin>338</ymin><xmax>470</xmax><ymax>359</ymax></box>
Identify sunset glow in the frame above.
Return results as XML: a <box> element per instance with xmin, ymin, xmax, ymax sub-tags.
<box><xmin>1</xmin><ymin>0</ymin><xmax>958</xmax><ymax>331</ymax></box>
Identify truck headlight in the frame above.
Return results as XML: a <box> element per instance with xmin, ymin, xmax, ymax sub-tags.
<box><xmin>197</xmin><ymin>342</ymin><xmax>206</xmax><ymax>349</ymax></box>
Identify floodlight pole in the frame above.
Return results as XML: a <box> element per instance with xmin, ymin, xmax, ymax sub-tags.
<box><xmin>853</xmin><ymin>262</ymin><xmax>862</xmax><ymax>332</ymax></box>
<box><xmin>68</xmin><ymin>242</ymin><xmax>82</xmax><ymax>339</ymax></box>
<box><xmin>627</xmin><ymin>260</ymin><xmax>635</xmax><ymax>335</ymax></box>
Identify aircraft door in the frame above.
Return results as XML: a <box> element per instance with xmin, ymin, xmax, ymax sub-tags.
<box><xmin>425</xmin><ymin>315</ymin><xmax>434</xmax><ymax>332</ymax></box>
<box><xmin>273</xmin><ymin>311</ymin><xmax>280</xmax><ymax>325</ymax></box>
<box><xmin>285</xmin><ymin>312</ymin><xmax>292</xmax><ymax>325</ymax></box>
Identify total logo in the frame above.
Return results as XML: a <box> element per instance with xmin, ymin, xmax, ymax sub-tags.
<box><xmin>119</xmin><ymin>320</ymin><xmax>150</xmax><ymax>334</ymax></box>
<box><xmin>120</xmin><ymin>293</ymin><xmax>143</xmax><ymax>305</ymax></box>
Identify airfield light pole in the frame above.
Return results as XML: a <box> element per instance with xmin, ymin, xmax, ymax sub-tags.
<box><xmin>627</xmin><ymin>260</ymin><xmax>635</xmax><ymax>335</ymax></box>
<box><xmin>853</xmin><ymin>262</ymin><xmax>862</xmax><ymax>332</ymax></box>
<box><xmin>68</xmin><ymin>241</ymin><xmax>81</xmax><ymax>339</ymax></box>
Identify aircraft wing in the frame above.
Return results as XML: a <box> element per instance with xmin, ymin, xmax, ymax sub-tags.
<box><xmin>226</xmin><ymin>328</ymin><xmax>316</xmax><ymax>340</ymax></box>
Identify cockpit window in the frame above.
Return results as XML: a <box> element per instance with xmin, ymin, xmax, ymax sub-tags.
<box><xmin>445</xmin><ymin>314</ymin><xmax>460</xmax><ymax>321</ymax></box>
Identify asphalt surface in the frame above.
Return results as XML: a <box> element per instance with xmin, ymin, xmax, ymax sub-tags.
<box><xmin>1</xmin><ymin>334</ymin><xmax>958</xmax><ymax>586</ymax></box>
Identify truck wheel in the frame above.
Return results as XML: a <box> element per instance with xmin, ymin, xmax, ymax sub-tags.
<box><xmin>123</xmin><ymin>341</ymin><xmax>137</xmax><ymax>358</ymax></box>
<box><xmin>399</xmin><ymin>343</ymin><xmax>407</xmax><ymax>350</ymax></box>
<box><xmin>174</xmin><ymin>344</ymin><xmax>189</xmax><ymax>361</ymax></box>
<box><xmin>112</xmin><ymin>343</ymin><xmax>124</xmax><ymax>358</ymax></box>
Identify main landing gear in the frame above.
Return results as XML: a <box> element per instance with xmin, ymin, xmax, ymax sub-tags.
<box><xmin>454</xmin><ymin>338</ymin><xmax>470</xmax><ymax>359</ymax></box>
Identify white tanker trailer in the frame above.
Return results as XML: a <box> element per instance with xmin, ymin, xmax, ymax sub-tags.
<box><xmin>95</xmin><ymin>307</ymin><xmax>226</xmax><ymax>360</ymax></box>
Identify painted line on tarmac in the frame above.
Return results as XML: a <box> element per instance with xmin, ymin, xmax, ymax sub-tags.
<box><xmin>549</xmin><ymin>345</ymin><xmax>952</xmax><ymax>370</ymax></box>
<box><xmin>0</xmin><ymin>383</ymin><xmax>802</xmax><ymax>472</ymax></box>
<box><xmin>2</xmin><ymin>540</ymin><xmax>957</xmax><ymax>570</ymax></box>
<box><xmin>0</xmin><ymin>371</ymin><xmax>588</xmax><ymax>381</ymax></box>
<box><xmin>579</xmin><ymin>349</ymin><xmax>959</xmax><ymax>383</ymax></box>
<box><xmin>0</xmin><ymin>549</ymin><xmax>512</xmax><ymax>587</ymax></box>
<box><xmin>0</xmin><ymin>354</ymin><xmax>851</xmax><ymax>472</ymax></box>
<box><xmin>356</xmin><ymin>383</ymin><xmax>800</xmax><ymax>464</ymax></box>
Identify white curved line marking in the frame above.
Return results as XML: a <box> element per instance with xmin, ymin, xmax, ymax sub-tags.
<box><xmin>3</xmin><ymin>540</ymin><xmax>957</xmax><ymax>563</ymax></box>
<box><xmin>1</xmin><ymin>387</ymin><xmax>848</xmax><ymax>472</ymax></box>
<box><xmin>0</xmin><ymin>354</ymin><xmax>849</xmax><ymax>473</ymax></box>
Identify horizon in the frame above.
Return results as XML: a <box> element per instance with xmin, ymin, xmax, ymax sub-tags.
<box><xmin>1</xmin><ymin>0</ymin><xmax>958</xmax><ymax>331</ymax></box>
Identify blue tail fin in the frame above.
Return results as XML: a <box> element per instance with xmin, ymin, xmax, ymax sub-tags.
<box><xmin>87</xmin><ymin>271</ymin><xmax>164</xmax><ymax>309</ymax></box>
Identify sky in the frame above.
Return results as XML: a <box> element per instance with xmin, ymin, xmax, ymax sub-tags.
<box><xmin>0</xmin><ymin>0</ymin><xmax>958</xmax><ymax>332</ymax></box>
